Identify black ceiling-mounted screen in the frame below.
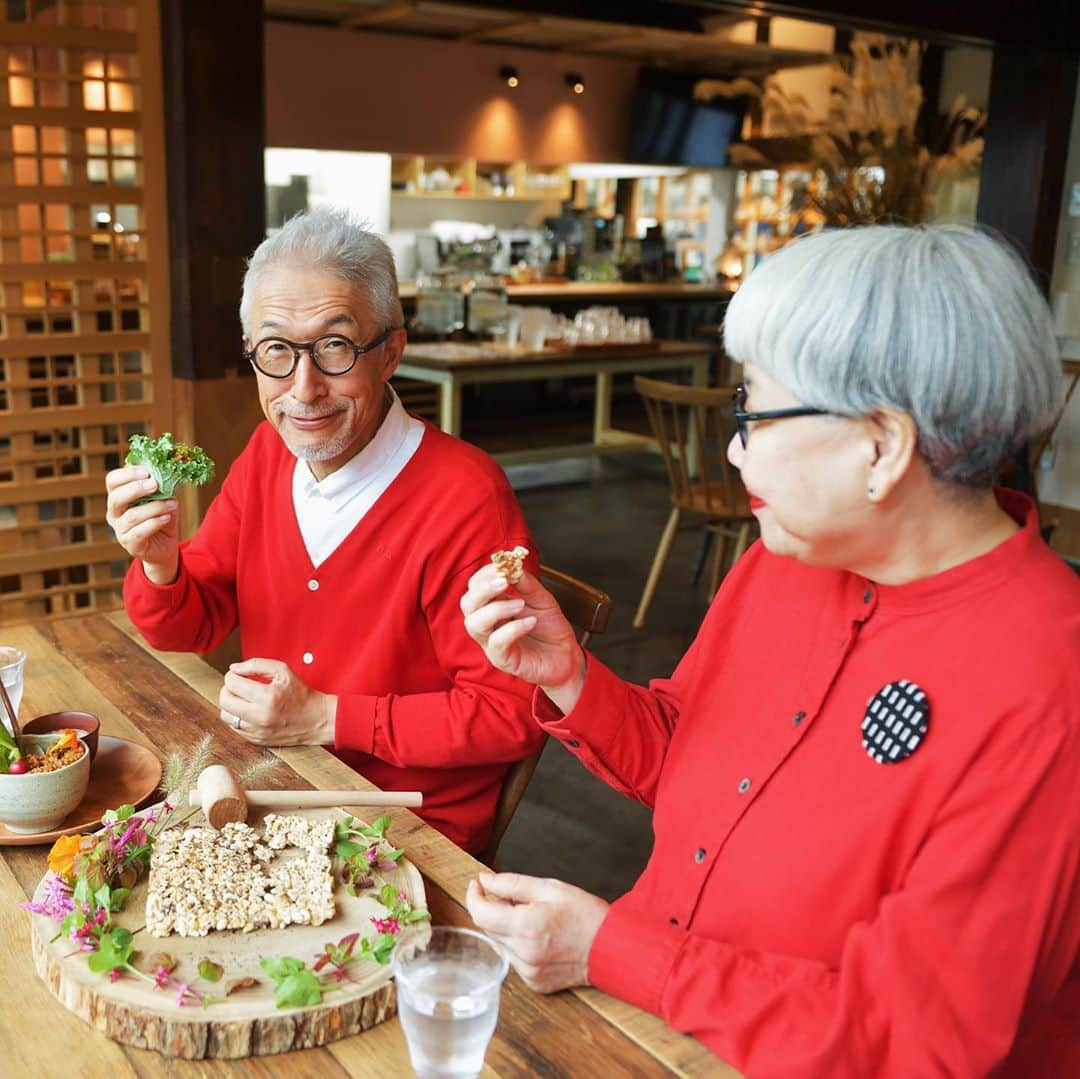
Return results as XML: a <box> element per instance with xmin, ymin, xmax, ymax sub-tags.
<box><xmin>627</xmin><ymin>69</ymin><xmax>749</xmax><ymax>167</ymax></box>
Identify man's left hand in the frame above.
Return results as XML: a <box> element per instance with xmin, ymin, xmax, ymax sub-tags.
<box><xmin>465</xmin><ymin>871</ymin><xmax>609</xmax><ymax>993</ymax></box>
<box><xmin>219</xmin><ymin>657</ymin><xmax>336</xmax><ymax>746</ymax></box>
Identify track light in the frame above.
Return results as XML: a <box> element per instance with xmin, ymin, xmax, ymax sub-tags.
<box><xmin>565</xmin><ymin>72</ymin><xmax>585</xmax><ymax>94</ymax></box>
<box><xmin>499</xmin><ymin>65</ymin><xmax>519</xmax><ymax>88</ymax></box>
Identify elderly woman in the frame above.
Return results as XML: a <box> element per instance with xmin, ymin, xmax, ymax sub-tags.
<box><xmin>460</xmin><ymin>226</ymin><xmax>1079</xmax><ymax>1078</ymax></box>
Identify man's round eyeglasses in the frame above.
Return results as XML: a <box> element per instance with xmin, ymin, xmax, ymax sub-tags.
<box><xmin>243</xmin><ymin>327</ymin><xmax>397</xmax><ymax>379</ymax></box>
<box><xmin>731</xmin><ymin>381</ymin><xmax>829</xmax><ymax>448</ymax></box>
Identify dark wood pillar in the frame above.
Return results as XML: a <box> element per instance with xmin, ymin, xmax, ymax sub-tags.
<box><xmin>976</xmin><ymin>46</ymin><xmax>1078</xmax><ymax>290</ymax></box>
<box><xmin>161</xmin><ymin>0</ymin><xmax>266</xmax><ymax>381</ymax></box>
<box><xmin>159</xmin><ymin>0</ymin><xmax>267</xmax><ymax>537</ymax></box>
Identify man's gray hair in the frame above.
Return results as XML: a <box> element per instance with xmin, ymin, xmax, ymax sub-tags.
<box><xmin>239</xmin><ymin>207</ymin><xmax>404</xmax><ymax>336</ymax></box>
<box><xmin>723</xmin><ymin>225</ymin><xmax>1063</xmax><ymax>488</ymax></box>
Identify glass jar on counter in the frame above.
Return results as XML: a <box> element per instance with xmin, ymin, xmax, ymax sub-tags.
<box><xmin>466</xmin><ymin>273</ymin><xmax>508</xmax><ymax>338</ymax></box>
<box><xmin>415</xmin><ymin>269</ymin><xmax>466</xmax><ymax>335</ymax></box>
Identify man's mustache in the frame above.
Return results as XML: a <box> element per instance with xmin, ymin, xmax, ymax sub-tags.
<box><xmin>272</xmin><ymin>400</ymin><xmax>347</xmax><ymax>420</ymax></box>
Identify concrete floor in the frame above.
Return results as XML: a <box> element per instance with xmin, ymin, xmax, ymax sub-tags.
<box><xmin>496</xmin><ymin>453</ymin><xmax>720</xmax><ymax>900</ymax></box>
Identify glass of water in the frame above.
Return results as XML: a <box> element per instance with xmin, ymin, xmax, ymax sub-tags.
<box><xmin>0</xmin><ymin>647</ymin><xmax>26</xmax><ymax>725</ymax></box>
<box><xmin>392</xmin><ymin>926</ymin><xmax>509</xmax><ymax>1079</ymax></box>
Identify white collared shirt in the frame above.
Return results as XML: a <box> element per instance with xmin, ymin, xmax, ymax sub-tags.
<box><xmin>291</xmin><ymin>389</ymin><xmax>425</xmax><ymax>567</ymax></box>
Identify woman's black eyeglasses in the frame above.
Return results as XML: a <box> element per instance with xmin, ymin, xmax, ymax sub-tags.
<box><xmin>731</xmin><ymin>381</ymin><xmax>830</xmax><ymax>447</ymax></box>
<box><xmin>244</xmin><ymin>327</ymin><xmax>397</xmax><ymax>379</ymax></box>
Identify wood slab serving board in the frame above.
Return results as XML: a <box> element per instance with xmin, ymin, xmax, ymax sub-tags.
<box><xmin>28</xmin><ymin>806</ymin><xmax>429</xmax><ymax>1059</ymax></box>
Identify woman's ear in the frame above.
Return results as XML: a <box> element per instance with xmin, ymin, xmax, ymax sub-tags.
<box><xmin>864</xmin><ymin>407</ymin><xmax>918</xmax><ymax>502</ymax></box>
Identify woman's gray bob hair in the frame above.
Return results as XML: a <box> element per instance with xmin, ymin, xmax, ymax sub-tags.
<box><xmin>723</xmin><ymin>225</ymin><xmax>1063</xmax><ymax>488</ymax></box>
<box><xmin>239</xmin><ymin>207</ymin><xmax>404</xmax><ymax>337</ymax></box>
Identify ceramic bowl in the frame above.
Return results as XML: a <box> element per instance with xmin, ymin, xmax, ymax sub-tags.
<box><xmin>0</xmin><ymin>732</ymin><xmax>91</xmax><ymax>834</ymax></box>
<box><xmin>22</xmin><ymin>711</ymin><xmax>100</xmax><ymax>763</ymax></box>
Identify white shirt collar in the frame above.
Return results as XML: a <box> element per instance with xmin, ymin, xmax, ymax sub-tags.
<box><xmin>294</xmin><ymin>387</ymin><xmax>413</xmax><ymax>511</ymax></box>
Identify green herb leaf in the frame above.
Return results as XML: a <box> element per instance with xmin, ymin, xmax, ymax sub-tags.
<box><xmin>88</xmin><ymin>927</ymin><xmax>133</xmax><ymax>974</ymax></box>
<box><xmin>370</xmin><ymin>814</ymin><xmax>391</xmax><ymax>837</ymax></box>
<box><xmin>198</xmin><ymin>959</ymin><xmax>224</xmax><ymax>983</ymax></box>
<box><xmin>108</xmin><ymin>887</ymin><xmax>131</xmax><ymax>912</ymax></box>
<box><xmin>379</xmin><ymin>883</ymin><xmax>399</xmax><ymax>909</ymax></box>
<box><xmin>273</xmin><ymin>969</ymin><xmax>323</xmax><ymax>1008</ymax></box>
<box><xmin>260</xmin><ymin>954</ymin><xmax>324</xmax><ymax>1008</ymax></box>
<box><xmin>260</xmin><ymin>955</ymin><xmax>305</xmax><ymax>982</ymax></box>
<box><xmin>405</xmin><ymin>908</ymin><xmax>431</xmax><ymax>923</ymax></box>
<box><xmin>334</xmin><ymin>839</ymin><xmax>364</xmax><ymax>860</ymax></box>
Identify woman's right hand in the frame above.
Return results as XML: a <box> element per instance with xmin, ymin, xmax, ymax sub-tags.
<box><xmin>105</xmin><ymin>466</ymin><xmax>180</xmax><ymax>585</ymax></box>
<box><xmin>461</xmin><ymin>565</ymin><xmax>587</xmax><ymax>714</ymax></box>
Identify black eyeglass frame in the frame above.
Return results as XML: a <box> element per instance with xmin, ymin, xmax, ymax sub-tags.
<box><xmin>243</xmin><ymin>326</ymin><xmax>398</xmax><ymax>379</ymax></box>
<box><xmin>731</xmin><ymin>382</ymin><xmax>830</xmax><ymax>448</ymax></box>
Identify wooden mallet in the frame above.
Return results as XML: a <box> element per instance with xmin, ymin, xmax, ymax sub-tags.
<box><xmin>188</xmin><ymin>764</ymin><xmax>423</xmax><ymax>829</ymax></box>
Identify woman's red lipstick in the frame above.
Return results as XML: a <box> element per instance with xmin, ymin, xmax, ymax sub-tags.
<box><xmin>748</xmin><ymin>494</ymin><xmax>766</xmax><ymax>510</ymax></box>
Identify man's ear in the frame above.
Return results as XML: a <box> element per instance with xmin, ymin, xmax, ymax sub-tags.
<box><xmin>864</xmin><ymin>407</ymin><xmax>918</xmax><ymax>502</ymax></box>
<box><xmin>380</xmin><ymin>326</ymin><xmax>406</xmax><ymax>382</ymax></box>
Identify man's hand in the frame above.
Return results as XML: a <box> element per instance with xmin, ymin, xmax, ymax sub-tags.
<box><xmin>460</xmin><ymin>566</ymin><xmax>587</xmax><ymax>714</ymax></box>
<box><xmin>219</xmin><ymin>657</ymin><xmax>336</xmax><ymax>746</ymax></box>
<box><xmin>105</xmin><ymin>465</ymin><xmax>179</xmax><ymax>584</ymax></box>
<box><xmin>465</xmin><ymin>871</ymin><xmax>609</xmax><ymax>994</ymax></box>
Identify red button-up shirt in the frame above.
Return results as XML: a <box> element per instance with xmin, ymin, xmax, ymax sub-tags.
<box><xmin>537</xmin><ymin>490</ymin><xmax>1080</xmax><ymax>1077</ymax></box>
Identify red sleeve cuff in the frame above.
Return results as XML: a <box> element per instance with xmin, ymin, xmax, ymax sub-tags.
<box><xmin>531</xmin><ymin>653</ymin><xmax>627</xmax><ymax>748</ymax></box>
<box><xmin>333</xmin><ymin>694</ymin><xmax>378</xmax><ymax>754</ymax></box>
<box><xmin>589</xmin><ymin>898</ymin><xmax>685</xmax><ymax>1016</ymax></box>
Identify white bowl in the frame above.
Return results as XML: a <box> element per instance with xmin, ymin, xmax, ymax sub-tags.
<box><xmin>0</xmin><ymin>732</ymin><xmax>91</xmax><ymax>834</ymax></box>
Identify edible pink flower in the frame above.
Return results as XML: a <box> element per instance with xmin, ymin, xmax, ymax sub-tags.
<box><xmin>108</xmin><ymin>969</ymin><xmax>122</xmax><ymax>982</ymax></box>
<box><xmin>364</xmin><ymin>844</ymin><xmax>379</xmax><ymax>866</ymax></box>
<box><xmin>153</xmin><ymin>965</ymin><xmax>172</xmax><ymax>990</ymax></box>
<box><xmin>370</xmin><ymin>916</ymin><xmax>400</xmax><ymax>935</ymax></box>
<box><xmin>20</xmin><ymin>872</ymin><xmax>75</xmax><ymax>921</ymax></box>
<box><xmin>175</xmin><ymin>982</ymin><xmax>202</xmax><ymax>1007</ymax></box>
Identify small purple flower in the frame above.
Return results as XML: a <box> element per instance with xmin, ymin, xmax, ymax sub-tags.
<box><xmin>153</xmin><ymin>965</ymin><xmax>172</xmax><ymax>990</ymax></box>
<box><xmin>20</xmin><ymin>872</ymin><xmax>75</xmax><ymax>921</ymax></box>
<box><xmin>370</xmin><ymin>916</ymin><xmax>400</xmax><ymax>935</ymax></box>
<box><xmin>364</xmin><ymin>844</ymin><xmax>379</xmax><ymax>866</ymax></box>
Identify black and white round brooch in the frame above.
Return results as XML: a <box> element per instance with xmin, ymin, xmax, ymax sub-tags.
<box><xmin>861</xmin><ymin>680</ymin><xmax>930</xmax><ymax>764</ymax></box>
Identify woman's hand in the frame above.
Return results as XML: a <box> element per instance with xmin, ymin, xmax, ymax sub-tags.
<box><xmin>466</xmin><ymin>871</ymin><xmax>609</xmax><ymax>994</ymax></box>
<box><xmin>461</xmin><ymin>566</ymin><xmax>586</xmax><ymax>712</ymax></box>
<box><xmin>105</xmin><ymin>466</ymin><xmax>179</xmax><ymax>585</ymax></box>
<box><xmin>219</xmin><ymin>657</ymin><xmax>336</xmax><ymax>746</ymax></box>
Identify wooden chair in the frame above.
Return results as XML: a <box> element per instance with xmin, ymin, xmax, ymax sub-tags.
<box><xmin>632</xmin><ymin>375</ymin><xmax>755</xmax><ymax>629</ymax></box>
<box><xmin>479</xmin><ymin>565</ymin><xmax>612</xmax><ymax>867</ymax></box>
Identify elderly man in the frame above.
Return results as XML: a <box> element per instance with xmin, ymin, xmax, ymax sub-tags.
<box><xmin>105</xmin><ymin>208</ymin><xmax>542</xmax><ymax>854</ymax></box>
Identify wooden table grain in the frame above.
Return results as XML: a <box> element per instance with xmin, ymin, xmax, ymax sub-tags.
<box><xmin>0</xmin><ymin>612</ymin><xmax>739</xmax><ymax>1078</ymax></box>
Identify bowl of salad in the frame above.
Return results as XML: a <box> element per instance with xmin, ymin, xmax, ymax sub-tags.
<box><xmin>0</xmin><ymin>729</ymin><xmax>91</xmax><ymax>834</ymax></box>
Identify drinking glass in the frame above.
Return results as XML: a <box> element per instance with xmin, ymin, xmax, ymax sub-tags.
<box><xmin>393</xmin><ymin>926</ymin><xmax>509</xmax><ymax>1079</ymax></box>
<box><xmin>0</xmin><ymin>647</ymin><xmax>26</xmax><ymax>724</ymax></box>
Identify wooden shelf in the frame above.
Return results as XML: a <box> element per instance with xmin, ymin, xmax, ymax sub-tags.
<box><xmin>391</xmin><ymin>155</ymin><xmax>570</xmax><ymax>203</ymax></box>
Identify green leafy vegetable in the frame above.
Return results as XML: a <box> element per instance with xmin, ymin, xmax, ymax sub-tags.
<box><xmin>260</xmin><ymin>955</ymin><xmax>324</xmax><ymax>1008</ymax></box>
<box><xmin>125</xmin><ymin>432</ymin><xmax>215</xmax><ymax>502</ymax></box>
<box><xmin>0</xmin><ymin>721</ymin><xmax>21</xmax><ymax>773</ymax></box>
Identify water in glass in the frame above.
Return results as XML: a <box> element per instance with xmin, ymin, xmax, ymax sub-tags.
<box><xmin>397</xmin><ymin>957</ymin><xmax>500</xmax><ymax>1079</ymax></box>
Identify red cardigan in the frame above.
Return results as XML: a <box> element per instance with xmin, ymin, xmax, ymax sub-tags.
<box><xmin>538</xmin><ymin>490</ymin><xmax>1080</xmax><ymax>1077</ymax></box>
<box><xmin>125</xmin><ymin>420</ymin><xmax>543</xmax><ymax>853</ymax></box>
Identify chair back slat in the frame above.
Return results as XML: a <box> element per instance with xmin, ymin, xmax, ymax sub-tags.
<box><xmin>634</xmin><ymin>376</ymin><xmax>741</xmax><ymax>515</ymax></box>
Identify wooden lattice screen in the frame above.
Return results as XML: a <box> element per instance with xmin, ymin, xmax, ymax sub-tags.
<box><xmin>0</xmin><ymin>0</ymin><xmax>170</xmax><ymax>623</ymax></box>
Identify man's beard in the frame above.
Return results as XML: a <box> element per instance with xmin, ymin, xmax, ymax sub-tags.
<box><xmin>272</xmin><ymin>402</ymin><xmax>355</xmax><ymax>462</ymax></box>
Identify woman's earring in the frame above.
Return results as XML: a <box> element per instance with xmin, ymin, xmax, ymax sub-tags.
<box><xmin>867</xmin><ymin>485</ymin><xmax>876</xmax><ymax>497</ymax></box>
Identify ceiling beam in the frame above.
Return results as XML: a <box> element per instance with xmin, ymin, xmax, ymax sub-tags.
<box><xmin>340</xmin><ymin>1</ymin><xmax>416</xmax><ymax>29</ymax></box>
<box><xmin>458</xmin><ymin>15</ymin><xmax>540</xmax><ymax>40</ymax></box>
<box><xmin>579</xmin><ymin>30</ymin><xmax>647</xmax><ymax>52</ymax></box>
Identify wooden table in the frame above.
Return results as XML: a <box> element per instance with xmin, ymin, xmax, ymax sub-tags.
<box><xmin>398</xmin><ymin>340</ymin><xmax>711</xmax><ymax>466</ymax></box>
<box><xmin>0</xmin><ymin>612</ymin><xmax>739</xmax><ymax>1077</ymax></box>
